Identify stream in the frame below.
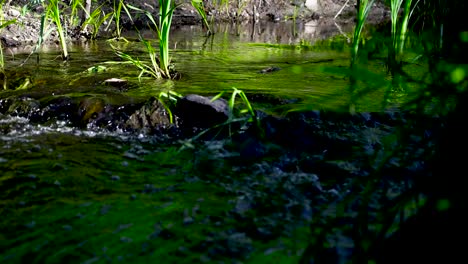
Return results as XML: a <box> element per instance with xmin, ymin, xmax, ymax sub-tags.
<box><xmin>0</xmin><ymin>21</ymin><xmax>426</xmax><ymax>263</ymax></box>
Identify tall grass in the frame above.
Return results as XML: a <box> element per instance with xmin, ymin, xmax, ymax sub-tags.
<box><xmin>301</xmin><ymin>1</ymin><xmax>467</xmax><ymax>263</ymax></box>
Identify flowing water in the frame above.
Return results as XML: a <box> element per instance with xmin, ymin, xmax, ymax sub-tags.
<box><xmin>0</xmin><ymin>21</ymin><xmax>418</xmax><ymax>262</ymax></box>
<box><xmin>3</xmin><ymin>21</ymin><xmax>397</xmax><ymax>111</ymax></box>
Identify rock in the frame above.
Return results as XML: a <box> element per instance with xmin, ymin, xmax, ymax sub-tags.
<box><xmin>39</xmin><ymin>96</ymin><xmax>78</xmax><ymax>124</ymax></box>
<box><xmin>102</xmin><ymin>78</ymin><xmax>128</xmax><ymax>90</ymax></box>
<box><xmin>78</xmin><ymin>97</ymin><xmax>106</xmax><ymax>124</ymax></box>
<box><xmin>175</xmin><ymin>94</ymin><xmax>229</xmax><ymax>131</ymax></box>
<box><xmin>125</xmin><ymin>97</ymin><xmax>172</xmax><ymax>132</ymax></box>
<box><xmin>7</xmin><ymin>97</ymin><xmax>41</xmax><ymax>119</ymax></box>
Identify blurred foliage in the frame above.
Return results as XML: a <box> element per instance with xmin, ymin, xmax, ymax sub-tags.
<box><xmin>300</xmin><ymin>0</ymin><xmax>468</xmax><ymax>262</ymax></box>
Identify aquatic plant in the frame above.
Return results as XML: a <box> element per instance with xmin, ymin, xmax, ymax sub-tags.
<box><xmin>107</xmin><ymin>0</ymin><xmax>133</xmax><ymax>41</ymax></box>
<box><xmin>0</xmin><ymin>0</ymin><xmax>17</xmax><ymax>89</ymax></box>
<box><xmin>111</xmin><ymin>37</ymin><xmax>163</xmax><ymax>79</ymax></box>
<box><xmin>212</xmin><ymin>87</ymin><xmax>256</xmax><ymax>123</ymax></box>
<box><xmin>159</xmin><ymin>90</ymin><xmax>183</xmax><ymax>124</ymax></box>
<box><xmin>82</xmin><ymin>3</ymin><xmax>112</xmax><ymax>40</ymax></box>
<box><xmin>351</xmin><ymin>0</ymin><xmax>376</xmax><ymax>65</ymax></box>
<box><xmin>68</xmin><ymin>0</ymin><xmax>84</xmax><ymax>27</ymax></box>
<box><xmin>191</xmin><ymin>0</ymin><xmax>212</xmax><ymax>34</ymax></box>
<box><xmin>116</xmin><ymin>0</ymin><xmax>181</xmax><ymax>79</ymax></box>
<box><xmin>389</xmin><ymin>0</ymin><xmax>413</xmax><ymax>58</ymax></box>
<box><xmin>211</xmin><ymin>87</ymin><xmax>260</xmax><ymax>136</ymax></box>
<box><xmin>44</xmin><ymin>0</ymin><xmax>69</xmax><ymax>60</ymax></box>
<box><xmin>112</xmin><ymin>0</ymin><xmax>212</xmax><ymax>79</ymax></box>
<box><xmin>347</xmin><ymin>0</ymin><xmax>376</xmax><ymax>112</ymax></box>
<box><xmin>379</xmin><ymin>0</ymin><xmax>420</xmax><ymax>95</ymax></box>
<box><xmin>180</xmin><ymin>87</ymin><xmax>259</xmax><ymax>145</ymax></box>
<box><xmin>20</xmin><ymin>0</ymin><xmax>41</xmax><ymax>16</ymax></box>
<box><xmin>235</xmin><ymin>0</ymin><xmax>249</xmax><ymax>20</ymax></box>
<box><xmin>155</xmin><ymin>0</ymin><xmax>179</xmax><ymax>78</ymax></box>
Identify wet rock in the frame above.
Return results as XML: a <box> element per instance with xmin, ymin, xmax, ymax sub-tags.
<box><xmin>0</xmin><ymin>98</ymin><xmax>14</xmax><ymax>114</ymax></box>
<box><xmin>7</xmin><ymin>97</ymin><xmax>41</xmax><ymax>119</ymax></box>
<box><xmin>175</xmin><ymin>94</ymin><xmax>229</xmax><ymax>133</ymax></box>
<box><xmin>78</xmin><ymin>97</ymin><xmax>106</xmax><ymax>124</ymax></box>
<box><xmin>39</xmin><ymin>96</ymin><xmax>78</xmax><ymax>124</ymax></box>
<box><xmin>77</xmin><ymin>96</ymin><xmax>138</xmax><ymax>130</ymax></box>
<box><xmin>125</xmin><ymin>97</ymin><xmax>172</xmax><ymax>132</ymax></box>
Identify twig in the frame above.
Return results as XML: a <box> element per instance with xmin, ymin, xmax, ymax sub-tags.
<box><xmin>334</xmin><ymin>0</ymin><xmax>350</xmax><ymax>20</ymax></box>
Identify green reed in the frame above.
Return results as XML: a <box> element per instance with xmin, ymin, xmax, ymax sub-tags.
<box><xmin>191</xmin><ymin>0</ymin><xmax>212</xmax><ymax>34</ymax></box>
<box><xmin>108</xmin><ymin>0</ymin><xmax>133</xmax><ymax>41</ymax></box>
<box><xmin>389</xmin><ymin>0</ymin><xmax>417</xmax><ymax>66</ymax></box>
<box><xmin>348</xmin><ymin>0</ymin><xmax>375</xmax><ymax>112</ymax></box>
<box><xmin>157</xmin><ymin>0</ymin><xmax>178</xmax><ymax>78</ymax></box>
<box><xmin>388</xmin><ymin>0</ymin><xmax>419</xmax><ymax>94</ymax></box>
<box><xmin>184</xmin><ymin>87</ymin><xmax>260</xmax><ymax>143</ymax></box>
<box><xmin>212</xmin><ymin>87</ymin><xmax>259</xmax><ymax>135</ymax></box>
<box><xmin>159</xmin><ymin>90</ymin><xmax>183</xmax><ymax>124</ymax></box>
<box><xmin>111</xmin><ymin>38</ymin><xmax>162</xmax><ymax>80</ymax></box>
<box><xmin>0</xmin><ymin>0</ymin><xmax>17</xmax><ymax>89</ymax></box>
<box><xmin>123</xmin><ymin>0</ymin><xmax>180</xmax><ymax>79</ymax></box>
<box><xmin>82</xmin><ymin>4</ymin><xmax>112</xmax><ymax>39</ymax></box>
<box><xmin>351</xmin><ymin>0</ymin><xmax>375</xmax><ymax>65</ymax></box>
<box><xmin>45</xmin><ymin>0</ymin><xmax>69</xmax><ymax>60</ymax></box>
<box><xmin>68</xmin><ymin>0</ymin><xmax>84</xmax><ymax>27</ymax></box>
<box><xmin>115</xmin><ymin>0</ymin><xmax>211</xmax><ymax>79</ymax></box>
